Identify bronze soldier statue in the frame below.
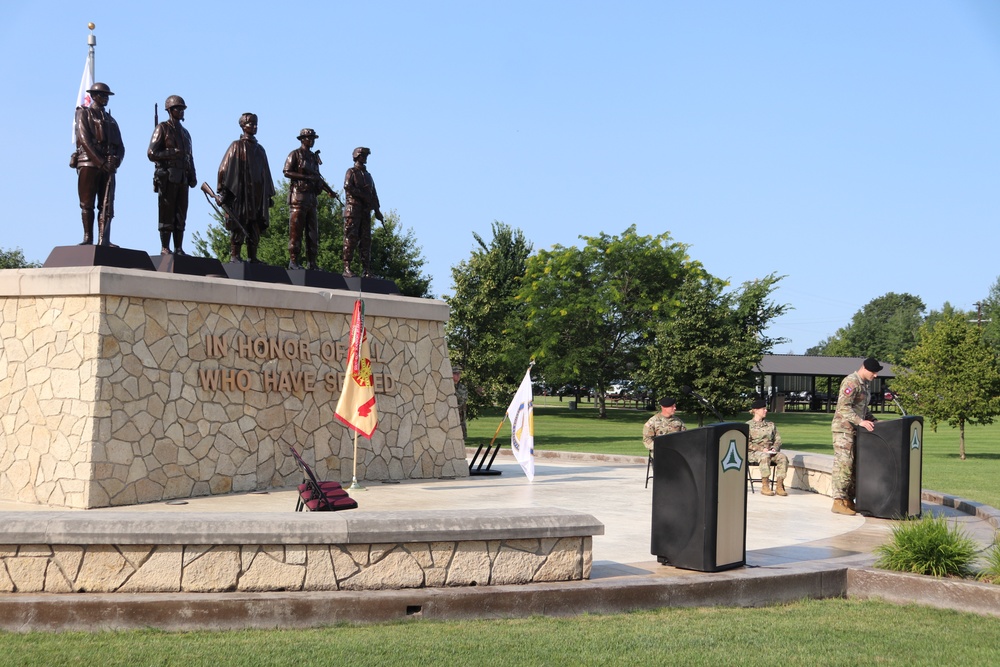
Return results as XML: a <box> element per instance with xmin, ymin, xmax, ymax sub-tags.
<box><xmin>72</xmin><ymin>82</ymin><xmax>125</xmax><ymax>246</ymax></box>
<box><xmin>342</xmin><ymin>146</ymin><xmax>384</xmax><ymax>277</ymax></box>
<box><xmin>216</xmin><ymin>113</ymin><xmax>274</xmax><ymax>263</ymax></box>
<box><xmin>147</xmin><ymin>95</ymin><xmax>196</xmax><ymax>255</ymax></box>
<box><xmin>283</xmin><ymin>128</ymin><xmax>337</xmax><ymax>270</ymax></box>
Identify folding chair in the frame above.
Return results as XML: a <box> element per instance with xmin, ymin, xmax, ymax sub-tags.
<box><xmin>746</xmin><ymin>455</ymin><xmax>777</xmax><ymax>495</ymax></box>
<box><xmin>289</xmin><ymin>445</ymin><xmax>358</xmax><ymax>512</ymax></box>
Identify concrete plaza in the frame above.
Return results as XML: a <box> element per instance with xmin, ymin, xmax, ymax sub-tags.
<box><xmin>1</xmin><ymin>451</ymin><xmax>998</xmax><ymax>630</ymax></box>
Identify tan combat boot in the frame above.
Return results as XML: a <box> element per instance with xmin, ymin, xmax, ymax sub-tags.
<box><xmin>760</xmin><ymin>478</ymin><xmax>774</xmax><ymax>496</ymax></box>
<box><xmin>831</xmin><ymin>499</ymin><xmax>856</xmax><ymax>515</ymax></box>
<box><xmin>775</xmin><ymin>479</ymin><xmax>787</xmax><ymax>496</ymax></box>
<box><xmin>844</xmin><ymin>498</ymin><xmax>857</xmax><ymax>512</ymax></box>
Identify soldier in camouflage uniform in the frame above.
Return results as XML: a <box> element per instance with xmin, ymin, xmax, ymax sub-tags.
<box><xmin>831</xmin><ymin>357</ymin><xmax>881</xmax><ymax>515</ymax></box>
<box><xmin>643</xmin><ymin>397</ymin><xmax>686</xmax><ymax>451</ymax></box>
<box><xmin>452</xmin><ymin>364</ymin><xmax>468</xmax><ymax>440</ymax></box>
<box><xmin>747</xmin><ymin>398</ymin><xmax>789</xmax><ymax>496</ymax></box>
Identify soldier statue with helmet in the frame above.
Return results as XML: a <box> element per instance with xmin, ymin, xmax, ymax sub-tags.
<box><xmin>72</xmin><ymin>82</ymin><xmax>125</xmax><ymax>246</ymax></box>
<box><xmin>283</xmin><ymin>128</ymin><xmax>337</xmax><ymax>270</ymax></box>
<box><xmin>147</xmin><ymin>95</ymin><xmax>196</xmax><ymax>255</ymax></box>
<box><xmin>342</xmin><ymin>146</ymin><xmax>384</xmax><ymax>277</ymax></box>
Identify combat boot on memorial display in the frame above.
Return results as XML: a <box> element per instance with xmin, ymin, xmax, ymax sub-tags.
<box><xmin>173</xmin><ymin>230</ymin><xmax>186</xmax><ymax>255</ymax></box>
<box><xmin>160</xmin><ymin>231</ymin><xmax>172</xmax><ymax>255</ymax></box>
<box><xmin>80</xmin><ymin>210</ymin><xmax>95</xmax><ymax>245</ymax></box>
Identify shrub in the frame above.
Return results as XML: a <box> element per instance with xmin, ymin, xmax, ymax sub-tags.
<box><xmin>874</xmin><ymin>514</ymin><xmax>979</xmax><ymax>578</ymax></box>
<box><xmin>977</xmin><ymin>533</ymin><xmax>1000</xmax><ymax>584</ymax></box>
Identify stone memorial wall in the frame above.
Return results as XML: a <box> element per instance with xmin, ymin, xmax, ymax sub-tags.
<box><xmin>0</xmin><ymin>267</ymin><xmax>468</xmax><ymax>508</ymax></box>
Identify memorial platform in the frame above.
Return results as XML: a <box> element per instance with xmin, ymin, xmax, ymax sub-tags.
<box><xmin>0</xmin><ymin>451</ymin><xmax>997</xmax><ymax>631</ymax></box>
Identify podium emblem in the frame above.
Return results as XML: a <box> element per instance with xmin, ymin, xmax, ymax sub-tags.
<box><xmin>721</xmin><ymin>439</ymin><xmax>743</xmax><ymax>472</ymax></box>
<box><xmin>910</xmin><ymin>429</ymin><xmax>921</xmax><ymax>450</ymax></box>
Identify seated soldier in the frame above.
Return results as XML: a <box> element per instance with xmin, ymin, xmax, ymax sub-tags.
<box><xmin>747</xmin><ymin>398</ymin><xmax>789</xmax><ymax>496</ymax></box>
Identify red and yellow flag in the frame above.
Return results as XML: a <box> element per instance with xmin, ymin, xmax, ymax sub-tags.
<box><xmin>334</xmin><ymin>299</ymin><xmax>378</xmax><ymax>438</ymax></box>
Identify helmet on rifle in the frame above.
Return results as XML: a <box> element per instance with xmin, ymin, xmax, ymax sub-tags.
<box><xmin>87</xmin><ymin>82</ymin><xmax>114</xmax><ymax>96</ymax></box>
<box><xmin>352</xmin><ymin>146</ymin><xmax>371</xmax><ymax>160</ymax></box>
<box><xmin>165</xmin><ymin>95</ymin><xmax>187</xmax><ymax>109</ymax></box>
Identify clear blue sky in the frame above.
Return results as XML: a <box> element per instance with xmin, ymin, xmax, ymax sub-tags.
<box><xmin>4</xmin><ymin>1</ymin><xmax>1000</xmax><ymax>354</ymax></box>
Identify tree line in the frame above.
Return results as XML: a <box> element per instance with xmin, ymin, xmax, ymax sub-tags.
<box><xmin>444</xmin><ymin>222</ymin><xmax>788</xmax><ymax>424</ymax></box>
<box><xmin>807</xmin><ymin>289</ymin><xmax>1000</xmax><ymax>460</ymax></box>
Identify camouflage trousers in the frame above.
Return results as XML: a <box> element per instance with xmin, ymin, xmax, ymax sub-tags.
<box><xmin>831</xmin><ymin>431</ymin><xmax>856</xmax><ymax>500</ymax></box>
<box><xmin>749</xmin><ymin>450</ymin><xmax>788</xmax><ymax>481</ymax></box>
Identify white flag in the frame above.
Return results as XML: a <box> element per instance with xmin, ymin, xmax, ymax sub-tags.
<box><xmin>506</xmin><ymin>368</ymin><xmax>535</xmax><ymax>481</ymax></box>
<box><xmin>73</xmin><ymin>47</ymin><xmax>95</xmax><ymax>144</ymax></box>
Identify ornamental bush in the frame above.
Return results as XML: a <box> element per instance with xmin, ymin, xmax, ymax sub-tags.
<box><xmin>874</xmin><ymin>514</ymin><xmax>979</xmax><ymax>578</ymax></box>
<box><xmin>977</xmin><ymin>533</ymin><xmax>1000</xmax><ymax>584</ymax></box>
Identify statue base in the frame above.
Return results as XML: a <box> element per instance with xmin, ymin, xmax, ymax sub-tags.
<box><xmin>151</xmin><ymin>253</ymin><xmax>227</xmax><ymax>278</ymax></box>
<box><xmin>344</xmin><ymin>276</ymin><xmax>401</xmax><ymax>295</ymax></box>
<box><xmin>286</xmin><ymin>268</ymin><xmax>350</xmax><ymax>290</ymax></box>
<box><xmin>223</xmin><ymin>261</ymin><xmax>293</xmax><ymax>284</ymax></box>
<box><xmin>43</xmin><ymin>245</ymin><xmax>156</xmax><ymax>271</ymax></box>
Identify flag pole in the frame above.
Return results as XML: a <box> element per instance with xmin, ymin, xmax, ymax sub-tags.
<box><xmin>349</xmin><ymin>429</ymin><xmax>365</xmax><ymax>491</ymax></box>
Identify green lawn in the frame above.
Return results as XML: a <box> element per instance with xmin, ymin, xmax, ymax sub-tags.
<box><xmin>4</xmin><ymin>399</ymin><xmax>998</xmax><ymax>659</ymax></box>
<box><xmin>469</xmin><ymin>398</ymin><xmax>1000</xmax><ymax>509</ymax></box>
<box><xmin>2</xmin><ymin>599</ymin><xmax>999</xmax><ymax>666</ymax></box>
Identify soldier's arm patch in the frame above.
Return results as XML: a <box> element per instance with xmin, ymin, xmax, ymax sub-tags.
<box><xmin>843</xmin><ymin>387</ymin><xmax>852</xmax><ymax>395</ymax></box>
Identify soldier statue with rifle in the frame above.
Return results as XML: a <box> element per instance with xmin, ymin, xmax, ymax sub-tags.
<box><xmin>72</xmin><ymin>82</ymin><xmax>125</xmax><ymax>246</ymax></box>
<box><xmin>342</xmin><ymin>146</ymin><xmax>384</xmax><ymax>277</ymax></box>
<box><xmin>147</xmin><ymin>95</ymin><xmax>196</xmax><ymax>255</ymax></box>
<box><xmin>283</xmin><ymin>128</ymin><xmax>338</xmax><ymax>270</ymax></box>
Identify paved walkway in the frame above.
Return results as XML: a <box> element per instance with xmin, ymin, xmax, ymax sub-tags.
<box><xmin>4</xmin><ymin>453</ymin><xmax>994</xmax><ymax>578</ymax></box>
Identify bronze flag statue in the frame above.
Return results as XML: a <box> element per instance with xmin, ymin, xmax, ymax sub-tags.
<box><xmin>216</xmin><ymin>113</ymin><xmax>274</xmax><ymax>263</ymax></box>
<box><xmin>72</xmin><ymin>82</ymin><xmax>125</xmax><ymax>246</ymax></box>
<box><xmin>283</xmin><ymin>128</ymin><xmax>337</xmax><ymax>270</ymax></box>
<box><xmin>342</xmin><ymin>146</ymin><xmax>384</xmax><ymax>277</ymax></box>
<box><xmin>147</xmin><ymin>95</ymin><xmax>196</xmax><ymax>255</ymax></box>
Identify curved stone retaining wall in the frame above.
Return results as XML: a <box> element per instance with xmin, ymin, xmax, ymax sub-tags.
<box><xmin>0</xmin><ymin>508</ymin><xmax>602</xmax><ymax>594</ymax></box>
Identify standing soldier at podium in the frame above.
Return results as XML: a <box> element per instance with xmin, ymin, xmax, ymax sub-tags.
<box><xmin>643</xmin><ymin>397</ymin><xmax>686</xmax><ymax>451</ymax></box>
<box><xmin>831</xmin><ymin>357</ymin><xmax>881</xmax><ymax>515</ymax></box>
<box><xmin>747</xmin><ymin>398</ymin><xmax>789</xmax><ymax>496</ymax></box>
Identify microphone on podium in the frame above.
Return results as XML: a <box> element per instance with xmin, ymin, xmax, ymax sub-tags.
<box><xmin>680</xmin><ymin>385</ymin><xmax>726</xmax><ymax>422</ymax></box>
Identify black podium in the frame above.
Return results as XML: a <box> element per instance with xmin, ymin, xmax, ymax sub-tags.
<box><xmin>855</xmin><ymin>416</ymin><xmax>923</xmax><ymax>519</ymax></box>
<box><xmin>651</xmin><ymin>422</ymin><xmax>748</xmax><ymax>572</ymax></box>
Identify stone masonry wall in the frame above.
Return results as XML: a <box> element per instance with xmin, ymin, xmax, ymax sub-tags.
<box><xmin>0</xmin><ymin>537</ymin><xmax>592</xmax><ymax>594</ymax></box>
<box><xmin>0</xmin><ymin>268</ymin><xmax>468</xmax><ymax>508</ymax></box>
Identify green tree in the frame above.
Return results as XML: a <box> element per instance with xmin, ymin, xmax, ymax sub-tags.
<box><xmin>445</xmin><ymin>222</ymin><xmax>533</xmax><ymax>417</ymax></box>
<box><xmin>978</xmin><ymin>276</ymin><xmax>1000</xmax><ymax>354</ymax></box>
<box><xmin>809</xmin><ymin>292</ymin><xmax>925</xmax><ymax>364</ymax></box>
<box><xmin>518</xmin><ymin>225</ymin><xmax>707</xmax><ymax>418</ymax></box>
<box><xmin>0</xmin><ymin>247</ymin><xmax>39</xmax><ymax>269</ymax></box>
<box><xmin>642</xmin><ymin>274</ymin><xmax>788</xmax><ymax>424</ymax></box>
<box><xmin>890</xmin><ymin>313</ymin><xmax>1000</xmax><ymax>460</ymax></box>
<box><xmin>192</xmin><ymin>180</ymin><xmax>432</xmax><ymax>298</ymax></box>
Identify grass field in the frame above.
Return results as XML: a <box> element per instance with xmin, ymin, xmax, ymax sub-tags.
<box><xmin>468</xmin><ymin>397</ymin><xmax>1000</xmax><ymax>509</ymax></box>
<box><xmin>2</xmin><ymin>599</ymin><xmax>999</xmax><ymax>666</ymax></box>
<box><xmin>4</xmin><ymin>397</ymin><xmax>998</xmax><ymax>662</ymax></box>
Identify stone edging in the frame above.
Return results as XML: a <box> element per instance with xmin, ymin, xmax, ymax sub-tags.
<box><xmin>0</xmin><ymin>508</ymin><xmax>603</xmax><ymax>595</ymax></box>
